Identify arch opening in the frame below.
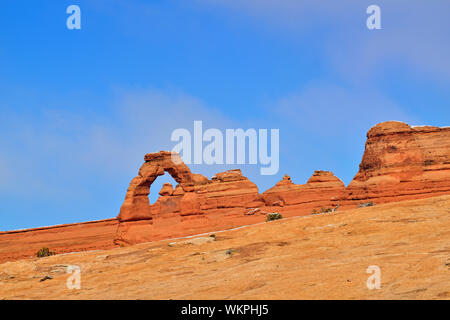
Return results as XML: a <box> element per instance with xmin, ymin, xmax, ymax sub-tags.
<box><xmin>148</xmin><ymin>172</ymin><xmax>179</xmax><ymax>205</ymax></box>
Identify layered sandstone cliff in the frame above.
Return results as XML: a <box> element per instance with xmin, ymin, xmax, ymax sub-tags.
<box><xmin>347</xmin><ymin>121</ymin><xmax>450</xmax><ymax>203</ymax></box>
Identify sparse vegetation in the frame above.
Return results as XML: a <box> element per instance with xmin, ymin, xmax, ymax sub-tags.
<box><xmin>359</xmin><ymin>202</ymin><xmax>375</xmax><ymax>208</ymax></box>
<box><xmin>266</xmin><ymin>212</ymin><xmax>283</xmax><ymax>222</ymax></box>
<box><xmin>36</xmin><ymin>247</ymin><xmax>55</xmax><ymax>258</ymax></box>
<box><xmin>312</xmin><ymin>207</ymin><xmax>333</xmax><ymax>215</ymax></box>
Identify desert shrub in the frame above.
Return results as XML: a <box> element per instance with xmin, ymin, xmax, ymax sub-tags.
<box><xmin>358</xmin><ymin>202</ymin><xmax>375</xmax><ymax>208</ymax></box>
<box><xmin>36</xmin><ymin>247</ymin><xmax>55</xmax><ymax>258</ymax></box>
<box><xmin>266</xmin><ymin>212</ymin><xmax>283</xmax><ymax>222</ymax></box>
<box><xmin>312</xmin><ymin>209</ymin><xmax>317</xmax><ymax>215</ymax></box>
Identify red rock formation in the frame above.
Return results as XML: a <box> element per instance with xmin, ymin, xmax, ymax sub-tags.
<box><xmin>159</xmin><ymin>183</ymin><xmax>174</xmax><ymax>196</ymax></box>
<box><xmin>114</xmin><ymin>121</ymin><xmax>450</xmax><ymax>246</ymax></box>
<box><xmin>1</xmin><ymin>121</ymin><xmax>449</xmax><ymax>262</ymax></box>
<box><xmin>347</xmin><ymin>121</ymin><xmax>450</xmax><ymax>203</ymax></box>
<box><xmin>262</xmin><ymin>171</ymin><xmax>348</xmax><ymax>214</ymax></box>
<box><xmin>118</xmin><ymin>151</ymin><xmax>204</xmax><ymax>222</ymax></box>
<box><xmin>195</xmin><ymin>169</ymin><xmax>260</xmax><ymax>210</ymax></box>
<box><xmin>115</xmin><ymin>166</ymin><xmax>261</xmax><ymax>246</ymax></box>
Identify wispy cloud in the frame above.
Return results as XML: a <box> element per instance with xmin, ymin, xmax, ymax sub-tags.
<box><xmin>274</xmin><ymin>82</ymin><xmax>417</xmax><ymax>137</ymax></box>
<box><xmin>0</xmin><ymin>89</ymin><xmax>234</xmax><ymax>200</ymax></box>
<box><xmin>198</xmin><ymin>0</ymin><xmax>450</xmax><ymax>82</ymax></box>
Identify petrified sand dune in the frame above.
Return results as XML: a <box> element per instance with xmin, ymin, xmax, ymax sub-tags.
<box><xmin>1</xmin><ymin>195</ymin><xmax>449</xmax><ymax>300</ymax></box>
<box><xmin>0</xmin><ymin>121</ymin><xmax>449</xmax><ymax>263</ymax></box>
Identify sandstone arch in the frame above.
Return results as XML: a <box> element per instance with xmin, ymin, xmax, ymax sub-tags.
<box><xmin>117</xmin><ymin>151</ymin><xmax>204</xmax><ymax>222</ymax></box>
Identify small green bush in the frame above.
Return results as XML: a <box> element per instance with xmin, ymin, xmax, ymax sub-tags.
<box><xmin>318</xmin><ymin>207</ymin><xmax>332</xmax><ymax>213</ymax></box>
<box><xmin>266</xmin><ymin>212</ymin><xmax>283</xmax><ymax>222</ymax></box>
<box><xmin>313</xmin><ymin>207</ymin><xmax>333</xmax><ymax>214</ymax></box>
<box><xmin>36</xmin><ymin>247</ymin><xmax>55</xmax><ymax>258</ymax></box>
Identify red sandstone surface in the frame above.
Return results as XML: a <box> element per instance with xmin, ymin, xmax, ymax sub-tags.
<box><xmin>0</xmin><ymin>121</ymin><xmax>449</xmax><ymax>263</ymax></box>
<box><xmin>0</xmin><ymin>219</ymin><xmax>118</xmax><ymax>264</ymax></box>
<box><xmin>347</xmin><ymin>121</ymin><xmax>450</xmax><ymax>203</ymax></box>
<box><xmin>1</xmin><ymin>195</ymin><xmax>449</xmax><ymax>299</ymax></box>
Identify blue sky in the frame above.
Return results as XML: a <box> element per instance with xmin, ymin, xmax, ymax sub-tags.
<box><xmin>1</xmin><ymin>0</ymin><xmax>449</xmax><ymax>230</ymax></box>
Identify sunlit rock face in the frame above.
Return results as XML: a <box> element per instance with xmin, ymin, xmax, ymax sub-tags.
<box><xmin>347</xmin><ymin>121</ymin><xmax>450</xmax><ymax>203</ymax></box>
<box><xmin>114</xmin><ymin>121</ymin><xmax>450</xmax><ymax>246</ymax></box>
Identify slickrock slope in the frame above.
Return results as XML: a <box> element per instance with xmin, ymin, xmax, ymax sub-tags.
<box><xmin>0</xmin><ymin>219</ymin><xmax>118</xmax><ymax>264</ymax></box>
<box><xmin>1</xmin><ymin>195</ymin><xmax>449</xmax><ymax>300</ymax></box>
<box><xmin>347</xmin><ymin>121</ymin><xmax>450</xmax><ymax>203</ymax></box>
